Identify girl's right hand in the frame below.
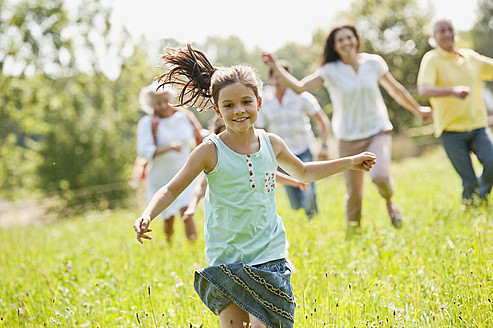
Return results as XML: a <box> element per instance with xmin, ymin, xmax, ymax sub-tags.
<box><xmin>351</xmin><ymin>152</ymin><xmax>376</xmax><ymax>171</ymax></box>
<box><xmin>296</xmin><ymin>182</ymin><xmax>311</xmax><ymax>191</ymax></box>
<box><xmin>134</xmin><ymin>216</ymin><xmax>152</xmax><ymax>244</ymax></box>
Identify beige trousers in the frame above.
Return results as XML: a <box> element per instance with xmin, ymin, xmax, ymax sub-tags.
<box><xmin>339</xmin><ymin>131</ymin><xmax>393</xmax><ymax>225</ymax></box>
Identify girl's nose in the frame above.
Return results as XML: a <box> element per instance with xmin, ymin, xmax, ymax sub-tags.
<box><xmin>234</xmin><ymin>104</ymin><xmax>245</xmax><ymax>113</ymax></box>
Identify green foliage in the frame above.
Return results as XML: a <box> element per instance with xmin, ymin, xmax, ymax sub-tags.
<box><xmin>1</xmin><ymin>149</ymin><xmax>493</xmax><ymax>326</ymax></box>
<box><xmin>32</xmin><ymin>50</ymin><xmax>152</xmax><ymax>209</ymax></box>
<box><xmin>470</xmin><ymin>0</ymin><xmax>493</xmax><ymax>58</ymax></box>
<box><xmin>470</xmin><ymin>0</ymin><xmax>493</xmax><ymax>92</ymax></box>
<box><xmin>200</xmin><ymin>35</ymin><xmax>251</xmax><ymax>67</ymax></box>
<box><xmin>0</xmin><ymin>0</ymin><xmax>151</xmax><ymax>207</ymax></box>
<box><xmin>0</xmin><ymin>76</ymin><xmax>46</xmax><ymax>198</ymax></box>
<box><xmin>2</xmin><ymin>0</ymin><xmax>488</xmax><ymax>214</ymax></box>
<box><xmin>1</xmin><ymin>0</ymin><xmax>71</xmax><ymax>75</ymax></box>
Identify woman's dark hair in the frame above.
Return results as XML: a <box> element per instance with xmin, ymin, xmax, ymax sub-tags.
<box><xmin>321</xmin><ymin>24</ymin><xmax>361</xmax><ymax>64</ymax></box>
<box><xmin>157</xmin><ymin>44</ymin><xmax>263</xmax><ymax>111</ymax></box>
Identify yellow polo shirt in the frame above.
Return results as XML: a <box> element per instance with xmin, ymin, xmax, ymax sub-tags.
<box><xmin>417</xmin><ymin>47</ymin><xmax>493</xmax><ymax>136</ymax></box>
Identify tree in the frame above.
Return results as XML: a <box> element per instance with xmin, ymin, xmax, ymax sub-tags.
<box><xmin>470</xmin><ymin>0</ymin><xmax>493</xmax><ymax>94</ymax></box>
<box><xmin>0</xmin><ymin>0</ymin><xmax>152</xmax><ymax>212</ymax></box>
<box><xmin>1</xmin><ymin>0</ymin><xmax>72</xmax><ymax>76</ymax></box>
<box><xmin>471</xmin><ymin>0</ymin><xmax>493</xmax><ymax>58</ymax></box>
<box><xmin>0</xmin><ymin>0</ymin><xmax>72</xmax><ymax>197</ymax></box>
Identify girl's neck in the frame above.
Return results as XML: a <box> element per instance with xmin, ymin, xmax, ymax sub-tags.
<box><xmin>219</xmin><ymin>128</ymin><xmax>260</xmax><ymax>155</ymax></box>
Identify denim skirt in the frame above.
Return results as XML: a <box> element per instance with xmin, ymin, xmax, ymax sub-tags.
<box><xmin>194</xmin><ymin>258</ymin><xmax>295</xmax><ymax>328</ymax></box>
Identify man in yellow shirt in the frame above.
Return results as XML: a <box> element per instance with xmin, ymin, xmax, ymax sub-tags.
<box><xmin>417</xmin><ymin>17</ymin><xmax>493</xmax><ymax>205</ymax></box>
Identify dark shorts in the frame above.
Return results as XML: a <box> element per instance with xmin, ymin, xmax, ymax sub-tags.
<box><xmin>194</xmin><ymin>258</ymin><xmax>295</xmax><ymax>328</ymax></box>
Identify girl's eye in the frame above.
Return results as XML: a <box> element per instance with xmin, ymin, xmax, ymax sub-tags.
<box><xmin>243</xmin><ymin>100</ymin><xmax>252</xmax><ymax>105</ymax></box>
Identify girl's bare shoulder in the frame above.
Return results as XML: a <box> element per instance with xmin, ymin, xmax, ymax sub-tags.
<box><xmin>266</xmin><ymin>132</ymin><xmax>286</xmax><ymax>156</ymax></box>
<box><xmin>192</xmin><ymin>139</ymin><xmax>218</xmax><ymax>173</ymax></box>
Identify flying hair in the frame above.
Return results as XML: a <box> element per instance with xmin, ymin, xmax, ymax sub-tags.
<box><xmin>157</xmin><ymin>44</ymin><xmax>263</xmax><ymax>112</ymax></box>
<box><xmin>157</xmin><ymin>44</ymin><xmax>217</xmax><ymax>110</ymax></box>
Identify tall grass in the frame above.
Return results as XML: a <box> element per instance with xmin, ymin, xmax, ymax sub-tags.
<box><xmin>1</xmin><ymin>148</ymin><xmax>492</xmax><ymax>327</ymax></box>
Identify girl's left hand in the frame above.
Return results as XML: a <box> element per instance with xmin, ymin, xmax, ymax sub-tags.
<box><xmin>351</xmin><ymin>152</ymin><xmax>376</xmax><ymax>171</ymax></box>
<box><xmin>297</xmin><ymin>182</ymin><xmax>311</xmax><ymax>191</ymax></box>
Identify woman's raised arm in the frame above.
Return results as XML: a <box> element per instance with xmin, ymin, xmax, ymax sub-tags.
<box><xmin>261</xmin><ymin>52</ymin><xmax>324</xmax><ymax>94</ymax></box>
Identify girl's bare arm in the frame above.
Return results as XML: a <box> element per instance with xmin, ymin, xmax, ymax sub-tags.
<box><xmin>268</xmin><ymin>133</ymin><xmax>376</xmax><ymax>183</ymax></box>
<box><xmin>134</xmin><ymin>141</ymin><xmax>217</xmax><ymax>243</ymax></box>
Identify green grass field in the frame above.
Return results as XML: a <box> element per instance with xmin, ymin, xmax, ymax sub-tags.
<box><xmin>1</xmin><ymin>147</ymin><xmax>492</xmax><ymax>327</ymax></box>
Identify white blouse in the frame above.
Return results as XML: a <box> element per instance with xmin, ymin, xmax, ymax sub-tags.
<box><xmin>317</xmin><ymin>53</ymin><xmax>393</xmax><ymax>141</ymax></box>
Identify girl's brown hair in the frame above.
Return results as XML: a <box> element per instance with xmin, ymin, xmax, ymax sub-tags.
<box><xmin>157</xmin><ymin>44</ymin><xmax>263</xmax><ymax>111</ymax></box>
<box><xmin>321</xmin><ymin>24</ymin><xmax>361</xmax><ymax>65</ymax></box>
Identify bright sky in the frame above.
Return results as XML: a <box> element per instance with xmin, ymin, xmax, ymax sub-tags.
<box><xmin>111</xmin><ymin>0</ymin><xmax>478</xmax><ymax>51</ymax></box>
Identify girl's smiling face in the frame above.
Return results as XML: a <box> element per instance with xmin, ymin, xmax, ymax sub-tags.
<box><xmin>214</xmin><ymin>83</ymin><xmax>262</xmax><ymax>133</ymax></box>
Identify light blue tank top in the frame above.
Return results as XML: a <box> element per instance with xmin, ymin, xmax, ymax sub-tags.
<box><xmin>203</xmin><ymin>129</ymin><xmax>288</xmax><ymax>266</ymax></box>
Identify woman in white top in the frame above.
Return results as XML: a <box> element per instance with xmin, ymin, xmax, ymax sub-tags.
<box><xmin>262</xmin><ymin>24</ymin><xmax>432</xmax><ymax>230</ymax></box>
<box><xmin>137</xmin><ymin>82</ymin><xmax>202</xmax><ymax>240</ymax></box>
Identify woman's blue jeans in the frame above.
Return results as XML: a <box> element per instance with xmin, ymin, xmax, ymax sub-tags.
<box><xmin>283</xmin><ymin>148</ymin><xmax>318</xmax><ymax>218</ymax></box>
<box><xmin>440</xmin><ymin>127</ymin><xmax>493</xmax><ymax>201</ymax></box>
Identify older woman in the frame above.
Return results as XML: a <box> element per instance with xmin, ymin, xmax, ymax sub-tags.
<box><xmin>263</xmin><ymin>24</ymin><xmax>431</xmax><ymax>231</ymax></box>
<box><xmin>137</xmin><ymin>82</ymin><xmax>202</xmax><ymax>240</ymax></box>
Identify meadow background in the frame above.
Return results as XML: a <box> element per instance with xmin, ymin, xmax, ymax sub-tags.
<box><xmin>1</xmin><ymin>147</ymin><xmax>492</xmax><ymax>328</ymax></box>
<box><xmin>2</xmin><ymin>0</ymin><xmax>492</xmax><ymax>326</ymax></box>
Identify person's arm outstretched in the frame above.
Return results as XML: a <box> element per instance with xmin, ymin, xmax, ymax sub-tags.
<box><xmin>262</xmin><ymin>52</ymin><xmax>324</xmax><ymax>94</ymax></box>
<box><xmin>417</xmin><ymin>84</ymin><xmax>471</xmax><ymax>99</ymax></box>
<box><xmin>133</xmin><ymin>141</ymin><xmax>217</xmax><ymax>243</ymax></box>
<box><xmin>378</xmin><ymin>72</ymin><xmax>433</xmax><ymax>121</ymax></box>
<box><xmin>269</xmin><ymin>133</ymin><xmax>376</xmax><ymax>183</ymax></box>
<box><xmin>276</xmin><ymin>171</ymin><xmax>310</xmax><ymax>190</ymax></box>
